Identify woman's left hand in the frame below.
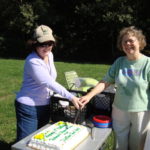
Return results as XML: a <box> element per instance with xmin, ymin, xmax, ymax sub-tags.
<box><xmin>71</xmin><ymin>97</ymin><xmax>84</xmax><ymax>109</ymax></box>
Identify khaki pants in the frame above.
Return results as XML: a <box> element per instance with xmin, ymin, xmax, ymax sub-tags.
<box><xmin>112</xmin><ymin>106</ymin><xmax>150</xmax><ymax>150</ymax></box>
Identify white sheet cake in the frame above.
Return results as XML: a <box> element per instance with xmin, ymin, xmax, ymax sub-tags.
<box><xmin>28</xmin><ymin>121</ymin><xmax>90</xmax><ymax>150</ymax></box>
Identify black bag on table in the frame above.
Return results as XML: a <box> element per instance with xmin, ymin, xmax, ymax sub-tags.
<box><xmin>87</xmin><ymin>86</ymin><xmax>116</xmax><ymax>117</ymax></box>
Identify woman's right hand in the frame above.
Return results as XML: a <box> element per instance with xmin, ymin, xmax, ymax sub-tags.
<box><xmin>80</xmin><ymin>80</ymin><xmax>109</xmax><ymax>107</ymax></box>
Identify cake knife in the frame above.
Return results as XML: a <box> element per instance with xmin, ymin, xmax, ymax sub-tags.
<box><xmin>73</xmin><ymin>109</ymin><xmax>81</xmax><ymax>124</ymax></box>
<box><xmin>86</xmin><ymin>120</ymin><xmax>95</xmax><ymax>140</ymax></box>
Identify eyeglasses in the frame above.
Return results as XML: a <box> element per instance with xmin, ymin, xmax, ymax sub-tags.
<box><xmin>36</xmin><ymin>42</ymin><xmax>54</xmax><ymax>48</ymax></box>
<box><xmin>122</xmin><ymin>38</ymin><xmax>137</xmax><ymax>45</ymax></box>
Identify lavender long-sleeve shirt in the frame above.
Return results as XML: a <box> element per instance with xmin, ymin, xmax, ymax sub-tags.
<box><xmin>16</xmin><ymin>52</ymin><xmax>74</xmax><ymax>106</ymax></box>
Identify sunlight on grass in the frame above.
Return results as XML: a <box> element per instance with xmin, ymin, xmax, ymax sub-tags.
<box><xmin>0</xmin><ymin>95</ymin><xmax>16</xmax><ymax>144</ymax></box>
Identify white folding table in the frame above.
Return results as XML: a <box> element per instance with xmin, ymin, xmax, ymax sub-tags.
<box><xmin>11</xmin><ymin>124</ymin><xmax>112</xmax><ymax>150</ymax></box>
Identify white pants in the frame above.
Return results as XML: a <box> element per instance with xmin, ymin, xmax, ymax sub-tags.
<box><xmin>144</xmin><ymin>130</ymin><xmax>150</xmax><ymax>150</ymax></box>
<box><xmin>112</xmin><ymin>106</ymin><xmax>150</xmax><ymax>150</ymax></box>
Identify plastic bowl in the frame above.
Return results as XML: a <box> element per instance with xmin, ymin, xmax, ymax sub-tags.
<box><xmin>92</xmin><ymin>115</ymin><xmax>112</xmax><ymax>128</ymax></box>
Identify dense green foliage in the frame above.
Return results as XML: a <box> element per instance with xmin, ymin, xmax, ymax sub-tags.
<box><xmin>0</xmin><ymin>0</ymin><xmax>150</xmax><ymax>62</ymax></box>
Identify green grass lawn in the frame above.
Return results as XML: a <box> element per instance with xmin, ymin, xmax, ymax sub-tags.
<box><xmin>0</xmin><ymin>58</ymin><xmax>114</xmax><ymax>150</ymax></box>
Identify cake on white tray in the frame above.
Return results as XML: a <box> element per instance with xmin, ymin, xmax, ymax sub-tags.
<box><xmin>28</xmin><ymin>121</ymin><xmax>90</xmax><ymax>150</ymax></box>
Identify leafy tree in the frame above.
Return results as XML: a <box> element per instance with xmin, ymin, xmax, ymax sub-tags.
<box><xmin>0</xmin><ymin>0</ymin><xmax>149</xmax><ymax>61</ymax></box>
<box><xmin>0</xmin><ymin>1</ymin><xmax>38</xmax><ymax>57</ymax></box>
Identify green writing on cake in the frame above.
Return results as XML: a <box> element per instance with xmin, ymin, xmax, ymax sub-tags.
<box><xmin>63</xmin><ymin>128</ymin><xmax>81</xmax><ymax>142</ymax></box>
<box><xmin>34</xmin><ymin>122</ymin><xmax>82</xmax><ymax>143</ymax></box>
<box><xmin>51</xmin><ymin>134</ymin><xmax>60</xmax><ymax>140</ymax></box>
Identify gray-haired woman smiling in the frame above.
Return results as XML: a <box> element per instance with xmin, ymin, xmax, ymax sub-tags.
<box><xmin>80</xmin><ymin>26</ymin><xmax>150</xmax><ymax>150</ymax></box>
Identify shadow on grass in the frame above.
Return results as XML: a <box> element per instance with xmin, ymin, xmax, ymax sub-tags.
<box><xmin>0</xmin><ymin>140</ymin><xmax>16</xmax><ymax>150</ymax></box>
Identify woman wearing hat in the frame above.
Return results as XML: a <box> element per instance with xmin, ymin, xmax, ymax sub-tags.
<box><xmin>15</xmin><ymin>25</ymin><xmax>83</xmax><ymax>141</ymax></box>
